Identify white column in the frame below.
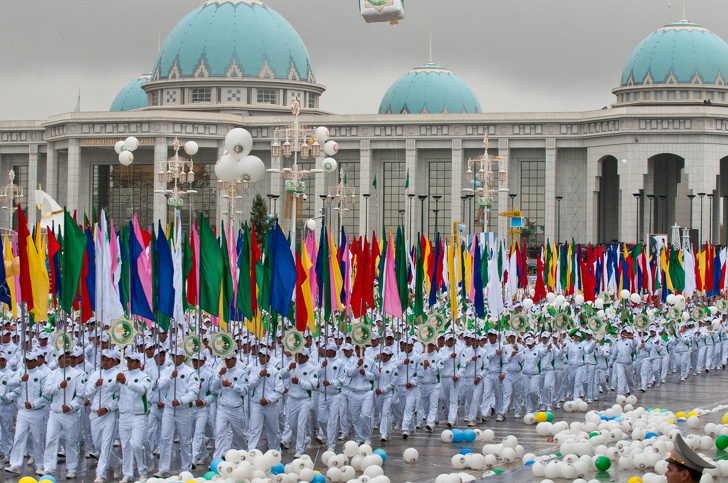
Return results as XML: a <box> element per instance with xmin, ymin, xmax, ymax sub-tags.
<box><xmin>215</xmin><ymin>144</ymin><xmax>226</xmax><ymax>227</ymax></box>
<box><xmin>314</xmin><ymin>152</ymin><xmax>325</xmax><ymax>228</ymax></box>
<box><xmin>544</xmin><ymin>139</ymin><xmax>557</xmax><ymax>242</ymax></box>
<box><xmin>497</xmin><ymin>141</ymin><xmax>510</xmax><ymax>239</ymax></box>
<box><xmin>45</xmin><ymin>145</ymin><xmax>57</xmax><ymax>201</ymax></box>
<box><xmin>584</xmin><ymin>150</ymin><xmax>601</xmax><ymax>244</ymax></box>
<box><xmin>405</xmin><ymin>139</ymin><xmax>417</xmax><ymax>241</ymax></box>
<box><xmin>27</xmin><ymin>145</ymin><xmax>38</xmax><ymax>226</ymax></box>
<box><xmin>153</xmin><ymin>137</ymin><xmax>168</xmax><ymax>226</ymax></box>
<box><xmin>450</xmin><ymin>139</ymin><xmax>463</xmax><ymax>236</ymax></box>
<box><xmin>67</xmin><ymin>138</ymin><xmax>81</xmax><ymax>215</ymax></box>
<box><xmin>358</xmin><ymin>140</ymin><xmax>371</xmax><ymax>237</ymax></box>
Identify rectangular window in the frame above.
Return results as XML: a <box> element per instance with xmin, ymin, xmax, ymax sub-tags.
<box><xmin>383</xmin><ymin>161</ymin><xmax>405</xmax><ymax>233</ymax></box>
<box><xmin>191</xmin><ymin>88</ymin><xmax>211</xmax><ymax>103</ymax></box>
<box><xmin>428</xmin><ymin>161</ymin><xmax>452</xmax><ymax>240</ymax></box>
<box><xmin>257</xmin><ymin>89</ymin><xmax>277</xmax><ymax>104</ymax></box>
<box><xmin>308</xmin><ymin>94</ymin><xmax>316</xmax><ymax>108</ymax></box>
<box><xmin>520</xmin><ymin>159</ymin><xmax>546</xmax><ymax>245</ymax></box>
<box><xmin>337</xmin><ymin>163</ymin><xmax>360</xmax><ymax>236</ymax></box>
<box><xmin>150</xmin><ymin>91</ymin><xmax>159</xmax><ymax>106</ymax></box>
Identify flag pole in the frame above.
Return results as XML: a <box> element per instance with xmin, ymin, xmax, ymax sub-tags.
<box><xmin>21</xmin><ymin>301</ymin><xmax>28</xmax><ymax>403</ymax></box>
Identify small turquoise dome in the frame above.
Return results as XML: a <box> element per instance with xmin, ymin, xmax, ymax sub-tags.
<box><xmin>151</xmin><ymin>0</ymin><xmax>315</xmax><ymax>83</ymax></box>
<box><xmin>379</xmin><ymin>64</ymin><xmax>481</xmax><ymax>114</ymax></box>
<box><xmin>622</xmin><ymin>20</ymin><xmax>728</xmax><ymax>86</ymax></box>
<box><xmin>109</xmin><ymin>74</ymin><xmax>151</xmax><ymax>111</ymax></box>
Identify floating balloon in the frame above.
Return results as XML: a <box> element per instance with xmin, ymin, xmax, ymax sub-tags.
<box><xmin>237</xmin><ymin>155</ymin><xmax>265</xmax><ymax>182</ymax></box>
<box><xmin>114</xmin><ymin>140</ymin><xmax>125</xmax><ymax>154</ymax></box>
<box><xmin>315</xmin><ymin>126</ymin><xmax>329</xmax><ymax>144</ymax></box>
<box><xmin>124</xmin><ymin>136</ymin><xmax>139</xmax><ymax>151</ymax></box>
<box><xmin>324</xmin><ymin>140</ymin><xmax>339</xmax><ymax>156</ymax></box>
<box><xmin>215</xmin><ymin>154</ymin><xmax>239</xmax><ymax>182</ymax></box>
<box><xmin>225</xmin><ymin>128</ymin><xmax>253</xmax><ymax>159</ymax></box>
<box><xmin>118</xmin><ymin>150</ymin><xmax>134</xmax><ymax>166</ymax></box>
<box><xmin>323</xmin><ymin>157</ymin><xmax>337</xmax><ymax>173</ymax></box>
<box><xmin>185</xmin><ymin>140</ymin><xmax>199</xmax><ymax>156</ymax></box>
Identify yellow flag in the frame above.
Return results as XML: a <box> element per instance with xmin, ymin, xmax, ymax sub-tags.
<box><xmin>301</xmin><ymin>243</ymin><xmax>316</xmax><ymax>333</ymax></box>
<box><xmin>4</xmin><ymin>234</ymin><xmax>16</xmax><ymax>318</ymax></box>
<box><xmin>447</xmin><ymin>242</ymin><xmax>458</xmax><ymax>319</ymax></box>
<box><xmin>27</xmin><ymin>225</ymin><xmax>49</xmax><ymax>322</ymax></box>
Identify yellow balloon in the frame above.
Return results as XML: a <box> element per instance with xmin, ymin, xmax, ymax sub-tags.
<box><xmin>676</xmin><ymin>411</ymin><xmax>687</xmax><ymax>419</ymax></box>
<box><xmin>19</xmin><ymin>477</ymin><xmax>38</xmax><ymax>483</ymax></box>
<box><xmin>667</xmin><ymin>419</ymin><xmax>676</xmax><ymax>424</ymax></box>
<box><xmin>535</xmin><ymin>411</ymin><xmax>548</xmax><ymax>423</ymax></box>
<box><xmin>687</xmin><ymin>411</ymin><xmax>698</xmax><ymax>418</ymax></box>
<box><xmin>722</xmin><ymin>413</ymin><xmax>728</xmax><ymax>425</ymax></box>
<box><xmin>187</xmin><ymin>480</ymin><xmax>197</xmax><ymax>483</ymax></box>
<box><xmin>654</xmin><ymin>408</ymin><xmax>660</xmax><ymax>412</ymax></box>
<box><xmin>628</xmin><ymin>478</ymin><xmax>642</xmax><ymax>483</ymax></box>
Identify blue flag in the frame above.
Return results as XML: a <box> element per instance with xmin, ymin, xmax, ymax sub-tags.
<box><xmin>155</xmin><ymin>221</ymin><xmax>175</xmax><ymax>319</ymax></box>
<box><xmin>129</xmin><ymin>221</ymin><xmax>154</xmax><ymax>320</ymax></box>
<box><xmin>428</xmin><ymin>232</ymin><xmax>440</xmax><ymax>308</ymax></box>
<box><xmin>0</xmin><ymin>236</ymin><xmax>10</xmax><ymax>308</ymax></box>
<box><xmin>473</xmin><ymin>237</ymin><xmax>485</xmax><ymax>318</ymax></box>
<box><xmin>85</xmin><ymin>227</ymin><xmax>96</xmax><ymax>309</ymax></box>
<box><xmin>269</xmin><ymin>223</ymin><xmax>296</xmax><ymax>317</ymax></box>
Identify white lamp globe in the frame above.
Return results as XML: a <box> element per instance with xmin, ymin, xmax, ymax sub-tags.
<box><xmin>237</xmin><ymin>155</ymin><xmax>266</xmax><ymax>182</ymax></box>
<box><xmin>323</xmin><ymin>158</ymin><xmax>338</xmax><ymax>173</ymax></box>
<box><xmin>554</xmin><ymin>294</ymin><xmax>565</xmax><ymax>306</ymax></box>
<box><xmin>594</xmin><ymin>298</ymin><xmax>604</xmax><ymax>309</ymax></box>
<box><xmin>118</xmin><ymin>151</ymin><xmax>134</xmax><ymax>166</ymax></box>
<box><xmin>215</xmin><ymin>154</ymin><xmax>239</xmax><ymax>182</ymax></box>
<box><xmin>324</xmin><ymin>140</ymin><xmax>339</xmax><ymax>156</ymax></box>
<box><xmin>184</xmin><ymin>141</ymin><xmax>199</xmax><ymax>156</ymax></box>
<box><xmin>124</xmin><ymin>136</ymin><xmax>139</xmax><ymax>151</ymax></box>
<box><xmin>225</xmin><ymin>128</ymin><xmax>253</xmax><ymax>159</ymax></box>
<box><xmin>306</xmin><ymin>219</ymin><xmax>316</xmax><ymax>231</ymax></box>
<box><xmin>114</xmin><ymin>140</ymin><xmax>125</xmax><ymax>154</ymax></box>
<box><xmin>630</xmin><ymin>293</ymin><xmax>641</xmax><ymax>304</ymax></box>
<box><xmin>575</xmin><ymin>294</ymin><xmax>584</xmax><ymax>305</ymax></box>
<box><xmin>315</xmin><ymin>126</ymin><xmax>329</xmax><ymax>144</ymax></box>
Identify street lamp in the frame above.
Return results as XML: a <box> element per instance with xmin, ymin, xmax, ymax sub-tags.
<box><xmin>432</xmin><ymin>195</ymin><xmax>442</xmax><ymax>236</ymax></box>
<box><xmin>555</xmin><ymin>196</ymin><xmax>563</xmax><ymax>243</ymax></box>
<box><xmin>463</xmin><ymin>135</ymin><xmax>507</xmax><ymax>234</ymax></box>
<box><xmin>646</xmin><ymin>194</ymin><xmax>654</xmax><ymax>235</ymax></box>
<box><xmin>418</xmin><ymin>195</ymin><xmax>428</xmax><ymax>238</ymax></box>
<box><xmin>633</xmin><ymin>192</ymin><xmax>642</xmax><ymax>243</ymax></box>
<box><xmin>267</xmin><ymin>99</ymin><xmax>331</xmax><ymax>248</ymax></box>
<box><xmin>154</xmin><ymin>137</ymin><xmax>198</xmax><ymax>228</ymax></box>
<box><xmin>466</xmin><ymin>194</ymin><xmax>474</xmax><ymax>231</ymax></box>
<box><xmin>509</xmin><ymin>193</ymin><xmax>517</xmax><ymax>210</ymax></box>
<box><xmin>318</xmin><ymin>194</ymin><xmax>328</xmax><ymax>228</ymax></box>
<box><xmin>688</xmin><ymin>194</ymin><xmax>696</xmax><ymax>230</ymax></box>
<box><xmin>408</xmin><ymin>193</ymin><xmax>415</xmax><ymax>242</ymax></box>
<box><xmin>0</xmin><ymin>169</ymin><xmax>23</xmax><ymax>233</ymax></box>
<box><xmin>698</xmin><ymin>192</ymin><xmax>706</xmax><ymax>244</ymax></box>
<box><xmin>399</xmin><ymin>209</ymin><xmax>406</xmax><ymax>228</ymax></box>
<box><xmin>362</xmin><ymin>193</ymin><xmax>371</xmax><ymax>237</ymax></box>
<box><xmin>329</xmin><ymin>168</ymin><xmax>356</xmax><ymax>235</ymax></box>
<box><xmin>708</xmin><ymin>193</ymin><xmax>714</xmax><ymax>243</ymax></box>
<box><xmin>658</xmin><ymin>194</ymin><xmax>667</xmax><ymax>233</ymax></box>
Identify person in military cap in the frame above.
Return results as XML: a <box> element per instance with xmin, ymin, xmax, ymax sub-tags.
<box><xmin>665</xmin><ymin>432</ymin><xmax>715</xmax><ymax>482</ymax></box>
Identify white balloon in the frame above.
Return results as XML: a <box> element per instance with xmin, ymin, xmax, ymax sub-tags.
<box><xmin>114</xmin><ymin>140</ymin><xmax>125</xmax><ymax>154</ymax></box>
<box><xmin>215</xmin><ymin>154</ymin><xmax>239</xmax><ymax>182</ymax></box>
<box><xmin>237</xmin><ymin>155</ymin><xmax>266</xmax><ymax>182</ymax></box>
<box><xmin>315</xmin><ymin>126</ymin><xmax>329</xmax><ymax>144</ymax></box>
<box><xmin>523</xmin><ymin>299</ymin><xmax>533</xmax><ymax>310</ymax></box>
<box><xmin>323</xmin><ymin>157</ymin><xmax>337</xmax><ymax>173</ymax></box>
<box><xmin>575</xmin><ymin>294</ymin><xmax>584</xmax><ymax>305</ymax></box>
<box><xmin>630</xmin><ymin>293</ymin><xmax>641</xmax><ymax>304</ymax></box>
<box><xmin>118</xmin><ymin>151</ymin><xmax>134</xmax><ymax>165</ymax></box>
<box><xmin>306</xmin><ymin>219</ymin><xmax>316</xmax><ymax>231</ymax></box>
<box><xmin>554</xmin><ymin>295</ymin><xmax>565</xmax><ymax>306</ymax></box>
<box><xmin>403</xmin><ymin>448</ymin><xmax>418</xmax><ymax>463</ymax></box>
<box><xmin>124</xmin><ymin>136</ymin><xmax>139</xmax><ymax>151</ymax></box>
<box><xmin>185</xmin><ymin>141</ymin><xmax>199</xmax><ymax>156</ymax></box>
<box><xmin>324</xmin><ymin>140</ymin><xmax>339</xmax><ymax>156</ymax></box>
<box><xmin>225</xmin><ymin>128</ymin><xmax>253</xmax><ymax>159</ymax></box>
<box><xmin>343</xmin><ymin>441</ymin><xmax>359</xmax><ymax>457</ymax></box>
<box><xmin>594</xmin><ymin>298</ymin><xmax>604</xmax><ymax>309</ymax></box>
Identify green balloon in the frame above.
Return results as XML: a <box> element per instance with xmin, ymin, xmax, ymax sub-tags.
<box><xmin>595</xmin><ymin>456</ymin><xmax>611</xmax><ymax>471</ymax></box>
<box><xmin>204</xmin><ymin>472</ymin><xmax>216</xmax><ymax>481</ymax></box>
<box><xmin>717</xmin><ymin>435</ymin><xmax>728</xmax><ymax>450</ymax></box>
<box><xmin>493</xmin><ymin>469</ymin><xmax>503</xmax><ymax>474</ymax></box>
<box><xmin>545</xmin><ymin>411</ymin><xmax>554</xmax><ymax>422</ymax></box>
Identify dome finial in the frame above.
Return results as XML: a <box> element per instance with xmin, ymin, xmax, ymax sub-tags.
<box><xmin>682</xmin><ymin>0</ymin><xmax>686</xmax><ymax>21</ymax></box>
<box><xmin>428</xmin><ymin>19</ymin><xmax>433</xmax><ymax>64</ymax></box>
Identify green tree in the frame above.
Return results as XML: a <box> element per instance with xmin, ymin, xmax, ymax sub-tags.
<box><xmin>250</xmin><ymin>193</ymin><xmax>269</xmax><ymax>251</ymax></box>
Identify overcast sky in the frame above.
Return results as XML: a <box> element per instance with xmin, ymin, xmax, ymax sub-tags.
<box><xmin>2</xmin><ymin>0</ymin><xmax>728</xmax><ymax>121</ymax></box>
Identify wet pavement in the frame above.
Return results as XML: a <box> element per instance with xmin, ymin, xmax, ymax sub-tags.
<box><xmin>4</xmin><ymin>367</ymin><xmax>728</xmax><ymax>483</ymax></box>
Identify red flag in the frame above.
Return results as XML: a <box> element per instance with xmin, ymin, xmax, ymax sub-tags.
<box><xmin>16</xmin><ymin>206</ymin><xmax>33</xmax><ymax>311</ymax></box>
<box><xmin>351</xmin><ymin>236</ymin><xmax>369</xmax><ymax>319</ymax></box>
<box><xmin>534</xmin><ymin>253</ymin><xmax>547</xmax><ymax>303</ymax></box>
<box><xmin>79</xmin><ymin>250</ymin><xmax>93</xmax><ymax>322</ymax></box>
<box><xmin>580</xmin><ymin>256</ymin><xmax>596</xmax><ymax>302</ymax></box>
<box><xmin>295</xmin><ymin>250</ymin><xmax>308</xmax><ymax>331</ymax></box>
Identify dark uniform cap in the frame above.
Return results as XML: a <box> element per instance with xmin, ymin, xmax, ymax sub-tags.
<box><xmin>666</xmin><ymin>433</ymin><xmax>715</xmax><ymax>473</ymax></box>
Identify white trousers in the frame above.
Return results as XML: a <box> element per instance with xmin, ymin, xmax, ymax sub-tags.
<box><xmin>118</xmin><ymin>413</ymin><xmax>147</xmax><ymax>479</ymax></box>
<box><xmin>214</xmin><ymin>404</ymin><xmax>246</xmax><ymax>460</ymax></box>
<box><xmin>614</xmin><ymin>362</ymin><xmax>634</xmax><ymax>396</ymax></box>
<box><xmin>158</xmin><ymin>406</ymin><xmax>192</xmax><ymax>473</ymax></box>
<box><xmin>286</xmin><ymin>397</ymin><xmax>312</xmax><ymax>454</ymax></box>
<box><xmin>9</xmin><ymin>408</ymin><xmax>45</xmax><ymax>469</ymax></box>
<box><xmin>44</xmin><ymin>410</ymin><xmax>80</xmax><ymax>473</ymax></box>
<box><xmin>374</xmin><ymin>392</ymin><xmax>394</xmax><ymax>438</ymax></box>
<box><xmin>348</xmin><ymin>391</ymin><xmax>373</xmax><ymax>443</ymax></box>
<box><xmin>89</xmin><ymin>411</ymin><xmax>122</xmax><ymax>478</ymax></box>
<box><xmin>247</xmin><ymin>401</ymin><xmax>281</xmax><ymax>452</ymax></box>
<box><xmin>316</xmin><ymin>392</ymin><xmax>340</xmax><ymax>447</ymax></box>
<box><xmin>191</xmin><ymin>407</ymin><xmax>210</xmax><ymax>462</ymax></box>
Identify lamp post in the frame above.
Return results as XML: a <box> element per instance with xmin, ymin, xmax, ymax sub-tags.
<box><xmin>646</xmin><ymin>194</ymin><xmax>654</xmax><ymax>235</ymax></box>
<box><xmin>509</xmin><ymin>193</ymin><xmax>517</xmax><ymax>211</ymax></box>
<box><xmin>463</xmin><ymin>135</ymin><xmax>507</xmax><ymax>234</ymax></box>
<box><xmin>408</xmin><ymin>193</ymin><xmax>415</xmax><ymax>242</ymax></box>
<box><xmin>461</xmin><ymin>195</ymin><xmax>468</xmax><ymax>231</ymax></box>
<box><xmin>698</xmin><ymin>192</ymin><xmax>706</xmax><ymax>244</ymax></box>
<box><xmin>658</xmin><ymin>194</ymin><xmax>667</xmax><ymax>233</ymax></box>
<box><xmin>399</xmin><ymin>209</ymin><xmax>406</xmax><ymax>228</ymax></box>
<box><xmin>0</xmin><ymin>169</ymin><xmax>23</xmax><ymax>233</ymax></box>
<box><xmin>267</xmin><ymin>99</ymin><xmax>329</xmax><ymax>248</ymax></box>
<box><xmin>318</xmin><ymin>194</ymin><xmax>327</xmax><ymax>229</ymax></box>
<box><xmin>688</xmin><ymin>194</ymin><xmax>696</xmax><ymax>230</ymax></box>
<box><xmin>633</xmin><ymin>192</ymin><xmax>642</xmax><ymax>243</ymax></box>
<box><xmin>418</xmin><ymin>195</ymin><xmax>428</xmax><ymax>238</ymax></box>
<box><xmin>154</xmin><ymin>137</ymin><xmax>198</xmax><ymax>229</ymax></box>
<box><xmin>555</xmin><ymin>196</ymin><xmax>563</xmax><ymax>243</ymax></box>
<box><xmin>466</xmin><ymin>194</ymin><xmax>474</xmax><ymax>231</ymax></box>
<box><xmin>432</xmin><ymin>194</ymin><xmax>442</xmax><ymax>237</ymax></box>
<box><xmin>708</xmin><ymin>193</ymin><xmax>714</xmax><ymax>243</ymax></box>
<box><xmin>328</xmin><ymin>168</ymin><xmax>356</xmax><ymax>235</ymax></box>
<box><xmin>266</xmin><ymin>194</ymin><xmax>279</xmax><ymax>219</ymax></box>
<box><xmin>362</xmin><ymin>193</ymin><xmax>371</xmax><ymax>237</ymax></box>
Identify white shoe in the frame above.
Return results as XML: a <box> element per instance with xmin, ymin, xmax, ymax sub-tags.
<box><xmin>35</xmin><ymin>468</ymin><xmax>47</xmax><ymax>476</ymax></box>
<box><xmin>94</xmin><ymin>477</ymin><xmax>105</xmax><ymax>483</ymax></box>
<box><xmin>294</xmin><ymin>453</ymin><xmax>302</xmax><ymax>458</ymax></box>
<box><xmin>4</xmin><ymin>466</ymin><xmax>21</xmax><ymax>475</ymax></box>
<box><xmin>136</xmin><ymin>474</ymin><xmax>148</xmax><ymax>483</ymax></box>
<box><xmin>66</xmin><ymin>472</ymin><xmax>76</xmax><ymax>479</ymax></box>
<box><xmin>364</xmin><ymin>439</ymin><xmax>371</xmax><ymax>445</ymax></box>
<box><xmin>27</xmin><ymin>457</ymin><xmax>34</xmax><ymax>466</ymax></box>
<box><xmin>327</xmin><ymin>447</ymin><xmax>335</xmax><ymax>452</ymax></box>
<box><xmin>153</xmin><ymin>471</ymin><xmax>170</xmax><ymax>478</ymax></box>
<box><xmin>113</xmin><ymin>440</ymin><xmax>121</xmax><ymax>447</ymax></box>
<box><xmin>119</xmin><ymin>476</ymin><xmax>132</xmax><ymax>483</ymax></box>
<box><xmin>152</xmin><ymin>449</ymin><xmax>160</xmax><ymax>456</ymax></box>
<box><xmin>380</xmin><ymin>436</ymin><xmax>387</xmax><ymax>442</ymax></box>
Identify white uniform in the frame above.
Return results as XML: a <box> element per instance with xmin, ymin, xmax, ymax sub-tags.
<box><xmin>6</xmin><ymin>365</ymin><xmax>48</xmax><ymax>471</ymax></box>
<box><xmin>344</xmin><ymin>356</ymin><xmax>375</xmax><ymax>443</ymax></box>
<box><xmin>281</xmin><ymin>360</ymin><xmax>318</xmax><ymax>454</ymax></box>
<box><xmin>191</xmin><ymin>364</ymin><xmax>216</xmax><ymax>463</ymax></box>
<box><xmin>117</xmin><ymin>367</ymin><xmax>152</xmax><ymax>480</ymax></box>
<box><xmin>157</xmin><ymin>362</ymin><xmax>199</xmax><ymax>473</ymax></box>
<box><xmin>83</xmin><ymin>367</ymin><xmax>123</xmax><ymax>479</ymax></box>
<box><xmin>315</xmin><ymin>355</ymin><xmax>345</xmax><ymax>448</ymax></box>
<box><xmin>246</xmin><ymin>360</ymin><xmax>284</xmax><ymax>451</ymax></box>
<box><xmin>211</xmin><ymin>361</ymin><xmax>247</xmax><ymax>459</ymax></box>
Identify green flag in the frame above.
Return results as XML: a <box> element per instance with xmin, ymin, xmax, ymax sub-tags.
<box><xmin>182</xmin><ymin>235</ymin><xmax>192</xmax><ymax>312</ymax></box>
<box><xmin>414</xmin><ymin>234</ymin><xmax>424</xmax><ymax>319</ymax></box>
<box><xmin>120</xmin><ymin>226</ymin><xmax>130</xmax><ymax>313</ymax></box>
<box><xmin>259</xmin><ymin>229</ymin><xmax>272</xmax><ymax>315</ymax></box>
<box><xmin>199</xmin><ymin>214</ymin><xmax>223</xmax><ymax>317</ymax></box>
<box><xmin>220</xmin><ymin>224</ymin><xmax>234</xmax><ymax>325</ymax></box>
<box><xmin>669</xmin><ymin>247</ymin><xmax>685</xmax><ymax>292</ymax></box>
<box><xmin>395</xmin><ymin>227</ymin><xmax>408</xmax><ymax>313</ymax></box>
<box><xmin>372</xmin><ymin>174</ymin><xmax>377</xmax><ymax>190</ymax></box>
<box><xmin>61</xmin><ymin>210</ymin><xmax>86</xmax><ymax>314</ymax></box>
<box><xmin>405</xmin><ymin>169</ymin><xmax>409</xmax><ymax>189</ymax></box>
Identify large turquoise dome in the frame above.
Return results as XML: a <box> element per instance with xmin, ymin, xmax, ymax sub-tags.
<box><xmin>109</xmin><ymin>74</ymin><xmax>151</xmax><ymax>111</ymax></box>
<box><xmin>151</xmin><ymin>0</ymin><xmax>315</xmax><ymax>83</ymax></box>
<box><xmin>622</xmin><ymin>20</ymin><xmax>728</xmax><ymax>86</ymax></box>
<box><xmin>379</xmin><ymin>64</ymin><xmax>481</xmax><ymax>115</ymax></box>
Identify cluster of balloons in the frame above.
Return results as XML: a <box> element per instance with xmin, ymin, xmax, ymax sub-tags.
<box><xmin>215</xmin><ymin>128</ymin><xmax>265</xmax><ymax>184</ymax></box>
<box><xmin>115</xmin><ymin>136</ymin><xmax>140</xmax><ymax>165</ymax></box>
<box><xmin>313</xmin><ymin>126</ymin><xmax>339</xmax><ymax>173</ymax></box>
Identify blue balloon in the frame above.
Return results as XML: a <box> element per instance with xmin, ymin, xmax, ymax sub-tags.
<box><xmin>460</xmin><ymin>448</ymin><xmax>473</xmax><ymax>455</ymax></box>
<box><xmin>312</xmin><ymin>473</ymin><xmax>326</xmax><ymax>483</ymax></box>
<box><xmin>463</xmin><ymin>429</ymin><xmax>477</xmax><ymax>442</ymax></box>
<box><xmin>452</xmin><ymin>429</ymin><xmax>464</xmax><ymax>443</ymax></box>
<box><xmin>373</xmin><ymin>448</ymin><xmax>387</xmax><ymax>463</ymax></box>
<box><xmin>210</xmin><ymin>458</ymin><xmax>224</xmax><ymax>473</ymax></box>
<box><xmin>470</xmin><ymin>180</ymin><xmax>475</xmax><ymax>185</ymax></box>
<box><xmin>645</xmin><ymin>432</ymin><xmax>657</xmax><ymax>439</ymax></box>
<box><xmin>271</xmin><ymin>464</ymin><xmax>285</xmax><ymax>475</ymax></box>
<box><xmin>525</xmin><ymin>460</ymin><xmax>535</xmax><ymax>466</ymax></box>
<box><xmin>475</xmin><ymin>181</ymin><xmax>481</xmax><ymax>187</ymax></box>
<box><xmin>39</xmin><ymin>477</ymin><xmax>57</xmax><ymax>483</ymax></box>
<box><xmin>614</xmin><ymin>417</ymin><xmax>624</xmax><ymax>422</ymax></box>
<box><xmin>600</xmin><ymin>416</ymin><xmax>608</xmax><ymax>421</ymax></box>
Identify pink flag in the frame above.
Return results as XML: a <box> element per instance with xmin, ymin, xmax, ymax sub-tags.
<box><xmin>306</xmin><ymin>231</ymin><xmax>318</xmax><ymax>305</ymax></box>
<box><xmin>468</xmin><ymin>233</ymin><xmax>476</xmax><ymax>301</ymax></box>
<box><xmin>132</xmin><ymin>214</ymin><xmax>153</xmax><ymax>320</ymax></box>
<box><xmin>382</xmin><ymin>232</ymin><xmax>402</xmax><ymax>319</ymax></box>
<box><xmin>12</xmin><ymin>232</ymin><xmax>20</xmax><ymax>305</ymax></box>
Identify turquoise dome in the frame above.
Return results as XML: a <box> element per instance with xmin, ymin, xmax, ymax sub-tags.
<box><xmin>109</xmin><ymin>74</ymin><xmax>151</xmax><ymax>111</ymax></box>
<box><xmin>151</xmin><ymin>0</ymin><xmax>315</xmax><ymax>83</ymax></box>
<box><xmin>622</xmin><ymin>20</ymin><xmax>728</xmax><ymax>86</ymax></box>
<box><xmin>379</xmin><ymin>64</ymin><xmax>481</xmax><ymax>114</ymax></box>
